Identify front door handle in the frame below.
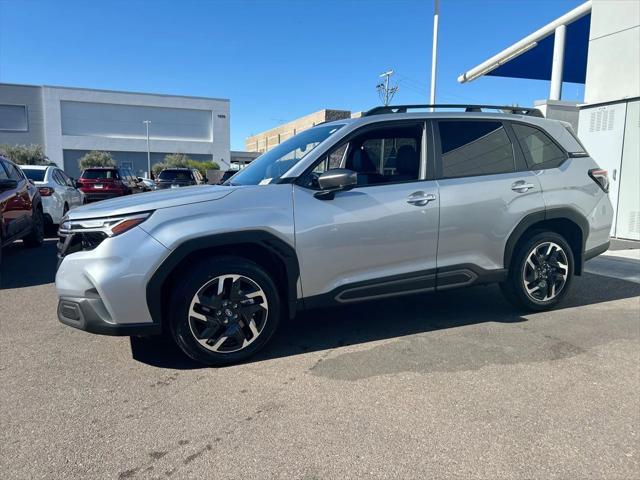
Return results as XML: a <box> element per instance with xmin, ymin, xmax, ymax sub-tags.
<box><xmin>511</xmin><ymin>181</ymin><xmax>535</xmax><ymax>193</ymax></box>
<box><xmin>407</xmin><ymin>191</ymin><xmax>436</xmax><ymax>206</ymax></box>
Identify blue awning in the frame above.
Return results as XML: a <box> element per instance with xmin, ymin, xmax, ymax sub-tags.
<box><xmin>486</xmin><ymin>13</ymin><xmax>590</xmax><ymax>84</ymax></box>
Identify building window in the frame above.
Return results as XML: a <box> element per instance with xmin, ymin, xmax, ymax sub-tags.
<box><xmin>0</xmin><ymin>104</ymin><xmax>28</xmax><ymax>131</ymax></box>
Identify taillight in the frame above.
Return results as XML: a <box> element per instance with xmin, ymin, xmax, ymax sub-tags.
<box><xmin>38</xmin><ymin>187</ymin><xmax>54</xmax><ymax>196</ymax></box>
<box><xmin>589</xmin><ymin>169</ymin><xmax>609</xmax><ymax>193</ymax></box>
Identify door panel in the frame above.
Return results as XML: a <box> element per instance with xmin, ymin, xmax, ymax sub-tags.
<box><xmin>437</xmin><ymin>171</ymin><xmax>544</xmax><ymax>270</ymax></box>
<box><xmin>293</xmin><ymin>181</ymin><xmax>439</xmax><ymax>298</ymax></box>
<box><xmin>434</xmin><ymin>119</ymin><xmax>546</xmax><ymax>271</ymax></box>
<box><xmin>1</xmin><ymin>161</ymin><xmax>31</xmax><ymax>238</ymax></box>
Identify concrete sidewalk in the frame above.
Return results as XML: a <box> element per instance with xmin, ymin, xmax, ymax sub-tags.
<box><xmin>584</xmin><ymin>242</ymin><xmax>640</xmax><ymax>284</ymax></box>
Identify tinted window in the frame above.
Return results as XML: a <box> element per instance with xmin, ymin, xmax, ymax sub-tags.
<box><xmin>53</xmin><ymin>170</ymin><xmax>67</xmax><ymax>185</ymax></box>
<box><xmin>22</xmin><ymin>168</ymin><xmax>47</xmax><ymax>182</ymax></box>
<box><xmin>512</xmin><ymin>124</ymin><xmax>566</xmax><ymax>169</ymax></box>
<box><xmin>81</xmin><ymin>169</ymin><xmax>119</xmax><ymax>179</ymax></box>
<box><xmin>4</xmin><ymin>161</ymin><xmax>24</xmax><ymax>181</ymax></box>
<box><xmin>58</xmin><ymin>170</ymin><xmax>74</xmax><ymax>186</ymax></box>
<box><xmin>158</xmin><ymin>170</ymin><xmax>192</xmax><ymax>181</ymax></box>
<box><xmin>0</xmin><ymin>161</ymin><xmax>9</xmax><ymax>180</ymax></box>
<box><xmin>438</xmin><ymin>121</ymin><xmax>514</xmax><ymax>178</ymax></box>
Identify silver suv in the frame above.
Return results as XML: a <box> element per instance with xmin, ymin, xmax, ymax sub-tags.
<box><xmin>56</xmin><ymin>105</ymin><xmax>613</xmax><ymax>366</ymax></box>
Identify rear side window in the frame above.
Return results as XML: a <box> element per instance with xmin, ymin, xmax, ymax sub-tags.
<box><xmin>438</xmin><ymin>121</ymin><xmax>514</xmax><ymax>178</ymax></box>
<box><xmin>53</xmin><ymin>170</ymin><xmax>67</xmax><ymax>185</ymax></box>
<box><xmin>512</xmin><ymin>124</ymin><xmax>567</xmax><ymax>169</ymax></box>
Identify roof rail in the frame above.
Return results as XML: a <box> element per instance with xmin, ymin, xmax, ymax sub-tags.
<box><xmin>364</xmin><ymin>104</ymin><xmax>543</xmax><ymax>117</ymax></box>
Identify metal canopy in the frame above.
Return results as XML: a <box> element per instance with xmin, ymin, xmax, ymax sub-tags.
<box><xmin>486</xmin><ymin>13</ymin><xmax>590</xmax><ymax>83</ymax></box>
<box><xmin>458</xmin><ymin>1</ymin><xmax>592</xmax><ymax>87</ymax></box>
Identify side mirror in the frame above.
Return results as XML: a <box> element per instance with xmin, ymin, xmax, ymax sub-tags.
<box><xmin>0</xmin><ymin>178</ymin><xmax>18</xmax><ymax>191</ymax></box>
<box><xmin>75</xmin><ymin>180</ymin><xmax>82</xmax><ymax>188</ymax></box>
<box><xmin>137</xmin><ymin>177</ymin><xmax>144</xmax><ymax>182</ymax></box>
<box><xmin>314</xmin><ymin>168</ymin><xmax>357</xmax><ymax>200</ymax></box>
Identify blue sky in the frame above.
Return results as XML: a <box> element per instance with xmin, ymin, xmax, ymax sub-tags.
<box><xmin>0</xmin><ymin>0</ymin><xmax>585</xmax><ymax>150</ymax></box>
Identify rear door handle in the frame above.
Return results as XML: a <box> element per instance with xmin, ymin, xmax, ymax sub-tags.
<box><xmin>407</xmin><ymin>191</ymin><xmax>436</xmax><ymax>206</ymax></box>
<box><xmin>511</xmin><ymin>181</ymin><xmax>535</xmax><ymax>193</ymax></box>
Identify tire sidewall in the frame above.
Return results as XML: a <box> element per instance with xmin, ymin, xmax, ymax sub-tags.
<box><xmin>170</xmin><ymin>256</ymin><xmax>281</xmax><ymax>366</ymax></box>
<box><xmin>510</xmin><ymin>231</ymin><xmax>575</xmax><ymax>311</ymax></box>
<box><xmin>23</xmin><ymin>207</ymin><xmax>44</xmax><ymax>247</ymax></box>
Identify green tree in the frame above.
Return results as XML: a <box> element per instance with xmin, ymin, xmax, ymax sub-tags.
<box><xmin>78</xmin><ymin>151</ymin><xmax>116</xmax><ymax>170</ymax></box>
<box><xmin>0</xmin><ymin>144</ymin><xmax>49</xmax><ymax>165</ymax></box>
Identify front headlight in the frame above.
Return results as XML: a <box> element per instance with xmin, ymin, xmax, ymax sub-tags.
<box><xmin>58</xmin><ymin>212</ymin><xmax>152</xmax><ymax>258</ymax></box>
<box><xmin>60</xmin><ymin>212</ymin><xmax>152</xmax><ymax>238</ymax></box>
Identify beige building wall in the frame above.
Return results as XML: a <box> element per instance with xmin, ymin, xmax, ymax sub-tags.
<box><xmin>245</xmin><ymin>109</ymin><xmax>351</xmax><ymax>153</ymax></box>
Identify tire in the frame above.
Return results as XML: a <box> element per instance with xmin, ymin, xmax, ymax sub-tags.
<box><xmin>500</xmin><ymin>231</ymin><xmax>574</xmax><ymax>311</ymax></box>
<box><xmin>169</xmin><ymin>256</ymin><xmax>281</xmax><ymax>366</ymax></box>
<box><xmin>22</xmin><ymin>206</ymin><xmax>44</xmax><ymax>248</ymax></box>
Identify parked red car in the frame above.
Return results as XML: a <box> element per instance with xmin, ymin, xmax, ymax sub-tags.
<box><xmin>0</xmin><ymin>155</ymin><xmax>44</xmax><ymax>263</ymax></box>
<box><xmin>76</xmin><ymin>167</ymin><xmax>143</xmax><ymax>202</ymax></box>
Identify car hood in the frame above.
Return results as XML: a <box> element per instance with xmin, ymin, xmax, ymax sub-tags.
<box><xmin>67</xmin><ymin>185</ymin><xmax>238</xmax><ymax>220</ymax></box>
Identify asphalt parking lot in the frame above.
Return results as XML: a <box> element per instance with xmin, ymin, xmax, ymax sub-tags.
<box><xmin>1</xmin><ymin>238</ymin><xmax>639</xmax><ymax>480</ymax></box>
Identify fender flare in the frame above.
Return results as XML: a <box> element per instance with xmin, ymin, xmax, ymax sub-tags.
<box><xmin>503</xmin><ymin>207</ymin><xmax>589</xmax><ymax>274</ymax></box>
<box><xmin>146</xmin><ymin>230</ymin><xmax>300</xmax><ymax>327</ymax></box>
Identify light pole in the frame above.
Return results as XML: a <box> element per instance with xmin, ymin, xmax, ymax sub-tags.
<box><xmin>143</xmin><ymin>120</ymin><xmax>151</xmax><ymax>177</ymax></box>
<box><xmin>429</xmin><ymin>0</ymin><xmax>440</xmax><ymax>111</ymax></box>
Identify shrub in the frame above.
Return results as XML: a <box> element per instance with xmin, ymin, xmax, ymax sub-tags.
<box><xmin>0</xmin><ymin>144</ymin><xmax>49</xmax><ymax>165</ymax></box>
<box><xmin>154</xmin><ymin>153</ymin><xmax>219</xmax><ymax>177</ymax></box>
<box><xmin>78</xmin><ymin>151</ymin><xmax>116</xmax><ymax>170</ymax></box>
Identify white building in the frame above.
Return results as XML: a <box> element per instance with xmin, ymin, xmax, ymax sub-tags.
<box><xmin>0</xmin><ymin>83</ymin><xmax>230</xmax><ymax>178</ymax></box>
<box><xmin>458</xmin><ymin>0</ymin><xmax>639</xmax><ymax>241</ymax></box>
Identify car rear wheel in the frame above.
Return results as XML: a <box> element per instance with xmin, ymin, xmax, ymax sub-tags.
<box><xmin>169</xmin><ymin>256</ymin><xmax>281</xmax><ymax>366</ymax></box>
<box><xmin>23</xmin><ymin>207</ymin><xmax>44</xmax><ymax>248</ymax></box>
<box><xmin>500</xmin><ymin>231</ymin><xmax>574</xmax><ymax>311</ymax></box>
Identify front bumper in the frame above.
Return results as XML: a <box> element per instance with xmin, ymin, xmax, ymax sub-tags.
<box><xmin>58</xmin><ymin>297</ymin><xmax>161</xmax><ymax>336</ymax></box>
<box><xmin>55</xmin><ymin>225</ymin><xmax>170</xmax><ymax>335</ymax></box>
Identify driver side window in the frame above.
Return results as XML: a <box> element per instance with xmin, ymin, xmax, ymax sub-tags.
<box><xmin>305</xmin><ymin>123</ymin><xmax>424</xmax><ymax>189</ymax></box>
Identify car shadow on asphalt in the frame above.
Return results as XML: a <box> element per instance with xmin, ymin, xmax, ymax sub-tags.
<box><xmin>130</xmin><ymin>272</ymin><xmax>640</xmax><ymax>370</ymax></box>
<box><xmin>2</xmin><ymin>238</ymin><xmax>638</xmax><ymax>369</ymax></box>
<box><xmin>0</xmin><ymin>238</ymin><xmax>58</xmax><ymax>289</ymax></box>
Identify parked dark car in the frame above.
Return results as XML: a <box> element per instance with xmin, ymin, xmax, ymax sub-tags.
<box><xmin>76</xmin><ymin>167</ymin><xmax>143</xmax><ymax>202</ymax></box>
<box><xmin>0</xmin><ymin>155</ymin><xmax>44</xmax><ymax>263</ymax></box>
<box><xmin>218</xmin><ymin>169</ymin><xmax>238</xmax><ymax>185</ymax></box>
<box><xmin>155</xmin><ymin>168</ymin><xmax>205</xmax><ymax>189</ymax></box>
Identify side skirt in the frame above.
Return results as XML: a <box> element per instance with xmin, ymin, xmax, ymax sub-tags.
<box><xmin>301</xmin><ymin>265</ymin><xmax>507</xmax><ymax>310</ymax></box>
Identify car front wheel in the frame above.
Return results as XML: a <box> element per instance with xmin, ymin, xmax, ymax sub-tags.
<box><xmin>501</xmin><ymin>231</ymin><xmax>574</xmax><ymax>311</ymax></box>
<box><xmin>169</xmin><ymin>256</ymin><xmax>281</xmax><ymax>366</ymax></box>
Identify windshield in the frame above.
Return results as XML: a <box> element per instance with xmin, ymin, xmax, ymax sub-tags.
<box><xmin>158</xmin><ymin>170</ymin><xmax>192</xmax><ymax>181</ymax></box>
<box><xmin>21</xmin><ymin>168</ymin><xmax>46</xmax><ymax>182</ymax></box>
<box><xmin>228</xmin><ymin>124</ymin><xmax>345</xmax><ymax>185</ymax></box>
<box><xmin>82</xmin><ymin>169</ymin><xmax>118</xmax><ymax>179</ymax></box>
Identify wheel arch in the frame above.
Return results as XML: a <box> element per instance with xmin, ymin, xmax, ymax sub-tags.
<box><xmin>504</xmin><ymin>208</ymin><xmax>588</xmax><ymax>276</ymax></box>
<box><xmin>146</xmin><ymin>230</ymin><xmax>300</xmax><ymax>331</ymax></box>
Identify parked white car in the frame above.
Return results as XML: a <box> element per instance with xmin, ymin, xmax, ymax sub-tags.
<box><xmin>20</xmin><ymin>165</ymin><xmax>84</xmax><ymax>225</ymax></box>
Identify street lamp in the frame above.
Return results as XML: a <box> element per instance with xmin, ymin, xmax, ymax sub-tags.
<box><xmin>143</xmin><ymin>120</ymin><xmax>151</xmax><ymax>177</ymax></box>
